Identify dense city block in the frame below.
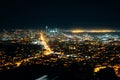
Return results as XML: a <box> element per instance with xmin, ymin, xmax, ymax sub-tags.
<box><xmin>0</xmin><ymin>29</ymin><xmax>120</xmax><ymax>80</ymax></box>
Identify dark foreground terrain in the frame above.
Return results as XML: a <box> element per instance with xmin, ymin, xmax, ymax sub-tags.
<box><xmin>0</xmin><ymin>62</ymin><xmax>120</xmax><ymax>80</ymax></box>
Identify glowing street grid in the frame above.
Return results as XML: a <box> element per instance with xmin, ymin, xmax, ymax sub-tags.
<box><xmin>0</xmin><ymin>29</ymin><xmax>120</xmax><ymax>77</ymax></box>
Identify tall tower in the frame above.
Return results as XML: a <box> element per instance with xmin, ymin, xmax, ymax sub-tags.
<box><xmin>45</xmin><ymin>25</ymin><xmax>48</xmax><ymax>32</ymax></box>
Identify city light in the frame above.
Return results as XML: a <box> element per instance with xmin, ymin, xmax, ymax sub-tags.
<box><xmin>39</xmin><ymin>33</ymin><xmax>52</xmax><ymax>55</ymax></box>
<box><xmin>72</xmin><ymin>29</ymin><xmax>116</xmax><ymax>33</ymax></box>
<box><xmin>87</xmin><ymin>30</ymin><xmax>116</xmax><ymax>33</ymax></box>
<box><xmin>71</xmin><ymin>30</ymin><xmax>84</xmax><ymax>33</ymax></box>
<box><xmin>0</xmin><ymin>29</ymin><xmax>120</xmax><ymax>79</ymax></box>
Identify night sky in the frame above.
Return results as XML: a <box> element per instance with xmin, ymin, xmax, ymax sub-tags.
<box><xmin>0</xmin><ymin>0</ymin><xmax>120</xmax><ymax>29</ymax></box>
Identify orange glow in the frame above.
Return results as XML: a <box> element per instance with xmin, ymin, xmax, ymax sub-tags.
<box><xmin>94</xmin><ymin>66</ymin><xmax>106</xmax><ymax>72</ymax></box>
<box><xmin>87</xmin><ymin>30</ymin><xmax>116</xmax><ymax>33</ymax></box>
<box><xmin>72</xmin><ymin>29</ymin><xmax>116</xmax><ymax>33</ymax></box>
<box><xmin>16</xmin><ymin>62</ymin><xmax>21</xmax><ymax>67</ymax></box>
<box><xmin>39</xmin><ymin>33</ymin><xmax>52</xmax><ymax>55</ymax></box>
<box><xmin>71</xmin><ymin>30</ymin><xmax>84</xmax><ymax>33</ymax></box>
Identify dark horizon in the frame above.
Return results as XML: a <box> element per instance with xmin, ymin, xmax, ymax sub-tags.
<box><xmin>0</xmin><ymin>0</ymin><xmax>120</xmax><ymax>29</ymax></box>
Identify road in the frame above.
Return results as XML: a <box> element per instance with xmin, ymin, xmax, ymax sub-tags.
<box><xmin>39</xmin><ymin>32</ymin><xmax>52</xmax><ymax>55</ymax></box>
<box><xmin>2</xmin><ymin>32</ymin><xmax>52</xmax><ymax>68</ymax></box>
